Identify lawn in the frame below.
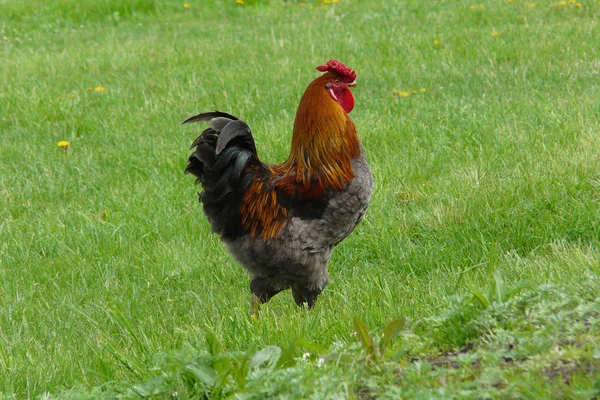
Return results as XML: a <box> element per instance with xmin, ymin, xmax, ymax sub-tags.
<box><xmin>1</xmin><ymin>0</ymin><xmax>599</xmax><ymax>398</ymax></box>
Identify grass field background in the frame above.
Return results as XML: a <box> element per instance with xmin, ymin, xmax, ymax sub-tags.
<box><xmin>1</xmin><ymin>0</ymin><xmax>600</xmax><ymax>398</ymax></box>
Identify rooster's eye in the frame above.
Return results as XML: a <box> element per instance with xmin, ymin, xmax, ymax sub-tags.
<box><xmin>334</xmin><ymin>79</ymin><xmax>340</xmax><ymax>84</ymax></box>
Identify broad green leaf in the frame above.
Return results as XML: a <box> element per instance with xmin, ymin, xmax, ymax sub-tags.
<box><xmin>249</xmin><ymin>346</ymin><xmax>281</xmax><ymax>373</ymax></box>
<box><xmin>186</xmin><ymin>362</ymin><xmax>217</xmax><ymax>387</ymax></box>
<box><xmin>470</xmin><ymin>288</ymin><xmax>490</xmax><ymax>309</ymax></box>
<box><xmin>381</xmin><ymin>318</ymin><xmax>406</xmax><ymax>351</ymax></box>
<box><xmin>353</xmin><ymin>317</ymin><xmax>374</xmax><ymax>354</ymax></box>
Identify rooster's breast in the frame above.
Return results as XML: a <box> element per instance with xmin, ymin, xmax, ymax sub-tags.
<box><xmin>292</xmin><ymin>153</ymin><xmax>373</xmax><ymax>251</ymax></box>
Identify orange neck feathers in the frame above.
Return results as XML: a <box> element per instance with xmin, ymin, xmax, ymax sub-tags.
<box><xmin>283</xmin><ymin>74</ymin><xmax>360</xmax><ymax>192</ymax></box>
<box><xmin>241</xmin><ymin>74</ymin><xmax>361</xmax><ymax>240</ymax></box>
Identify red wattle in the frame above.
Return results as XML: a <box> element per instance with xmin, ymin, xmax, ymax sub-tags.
<box><xmin>336</xmin><ymin>88</ymin><xmax>354</xmax><ymax>114</ymax></box>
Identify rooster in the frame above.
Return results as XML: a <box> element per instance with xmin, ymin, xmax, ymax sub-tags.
<box><xmin>183</xmin><ymin>60</ymin><xmax>372</xmax><ymax>314</ymax></box>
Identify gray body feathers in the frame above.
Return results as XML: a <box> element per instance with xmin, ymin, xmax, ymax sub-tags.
<box><xmin>225</xmin><ymin>155</ymin><xmax>373</xmax><ymax>306</ymax></box>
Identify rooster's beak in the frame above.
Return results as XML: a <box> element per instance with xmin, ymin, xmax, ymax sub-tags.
<box><xmin>348</xmin><ymin>81</ymin><xmax>357</xmax><ymax>88</ymax></box>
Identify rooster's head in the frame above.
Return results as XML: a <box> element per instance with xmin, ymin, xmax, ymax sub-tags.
<box><xmin>316</xmin><ymin>60</ymin><xmax>357</xmax><ymax>114</ymax></box>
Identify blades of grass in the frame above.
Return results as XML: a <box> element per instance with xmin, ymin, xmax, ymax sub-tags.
<box><xmin>277</xmin><ymin>338</ymin><xmax>300</xmax><ymax>368</ymax></box>
<box><xmin>205</xmin><ymin>331</ymin><xmax>222</xmax><ymax>357</ymax></box>
<box><xmin>494</xmin><ymin>270</ymin><xmax>506</xmax><ymax>304</ymax></box>
<box><xmin>105</xmin><ymin>306</ymin><xmax>153</xmax><ymax>356</ymax></box>
<box><xmin>231</xmin><ymin>353</ymin><xmax>250</xmax><ymax>389</ymax></box>
<box><xmin>277</xmin><ymin>337</ymin><xmax>329</xmax><ymax>368</ymax></box>
<box><xmin>102</xmin><ymin>340</ymin><xmax>145</xmax><ymax>379</ymax></box>
<box><xmin>0</xmin><ymin>333</ymin><xmax>11</xmax><ymax>371</ymax></box>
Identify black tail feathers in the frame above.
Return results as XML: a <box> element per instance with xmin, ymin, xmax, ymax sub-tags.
<box><xmin>184</xmin><ymin>111</ymin><xmax>258</xmax><ymax>238</ymax></box>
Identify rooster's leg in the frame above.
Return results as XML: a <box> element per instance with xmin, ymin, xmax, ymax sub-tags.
<box><xmin>249</xmin><ymin>276</ymin><xmax>283</xmax><ymax>318</ymax></box>
<box><xmin>251</xmin><ymin>294</ymin><xmax>261</xmax><ymax>318</ymax></box>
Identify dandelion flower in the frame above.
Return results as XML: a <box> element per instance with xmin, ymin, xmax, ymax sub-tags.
<box><xmin>183</xmin><ymin>3</ymin><xmax>190</xmax><ymax>8</ymax></box>
<box><xmin>411</xmin><ymin>90</ymin><xmax>418</xmax><ymax>95</ymax></box>
<box><xmin>419</xmin><ymin>88</ymin><xmax>426</xmax><ymax>93</ymax></box>
<box><xmin>299</xmin><ymin>2</ymin><xmax>307</xmax><ymax>5</ymax></box>
<box><xmin>559</xmin><ymin>1</ymin><xmax>567</xmax><ymax>5</ymax></box>
<box><xmin>94</xmin><ymin>86</ymin><xmax>105</xmax><ymax>92</ymax></box>
<box><xmin>528</xmin><ymin>3</ymin><xmax>535</xmax><ymax>7</ymax></box>
<box><xmin>58</xmin><ymin>141</ymin><xmax>69</xmax><ymax>154</ymax></box>
<box><xmin>433</xmin><ymin>39</ymin><xmax>440</xmax><ymax>46</ymax></box>
<box><xmin>86</xmin><ymin>87</ymin><xmax>94</xmax><ymax>91</ymax></box>
<box><xmin>236</xmin><ymin>0</ymin><xmax>244</xmax><ymax>4</ymax></box>
<box><xmin>492</xmin><ymin>31</ymin><xmax>501</xmax><ymax>36</ymax></box>
<box><xmin>575</xmin><ymin>2</ymin><xmax>581</xmax><ymax>7</ymax></box>
<box><xmin>507</xmin><ymin>0</ymin><xmax>513</xmax><ymax>2</ymax></box>
<box><xmin>333</xmin><ymin>0</ymin><xmax>339</xmax><ymax>2</ymax></box>
<box><xmin>568</xmin><ymin>0</ymin><xmax>575</xmax><ymax>4</ymax></box>
<box><xmin>398</xmin><ymin>91</ymin><xmax>409</xmax><ymax>98</ymax></box>
<box><xmin>324</xmin><ymin>0</ymin><xmax>332</xmax><ymax>3</ymax></box>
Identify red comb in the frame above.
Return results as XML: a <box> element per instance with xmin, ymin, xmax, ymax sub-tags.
<box><xmin>316</xmin><ymin>60</ymin><xmax>356</xmax><ymax>81</ymax></box>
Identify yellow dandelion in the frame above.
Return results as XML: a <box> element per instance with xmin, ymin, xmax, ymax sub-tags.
<box><xmin>528</xmin><ymin>3</ymin><xmax>535</xmax><ymax>7</ymax></box>
<box><xmin>94</xmin><ymin>86</ymin><xmax>105</xmax><ymax>92</ymax></box>
<box><xmin>411</xmin><ymin>89</ymin><xmax>418</xmax><ymax>95</ymax></box>
<box><xmin>469</xmin><ymin>4</ymin><xmax>484</xmax><ymax>10</ymax></box>
<box><xmin>392</xmin><ymin>89</ymin><xmax>399</xmax><ymax>94</ymax></box>
<box><xmin>183</xmin><ymin>3</ymin><xmax>190</xmax><ymax>8</ymax></box>
<box><xmin>332</xmin><ymin>0</ymin><xmax>339</xmax><ymax>2</ymax></box>
<box><xmin>433</xmin><ymin>39</ymin><xmax>440</xmax><ymax>46</ymax></box>
<box><xmin>492</xmin><ymin>31</ymin><xmax>500</xmax><ymax>36</ymax></box>
<box><xmin>236</xmin><ymin>0</ymin><xmax>244</xmax><ymax>4</ymax></box>
<box><xmin>559</xmin><ymin>1</ymin><xmax>567</xmax><ymax>5</ymax></box>
<box><xmin>398</xmin><ymin>91</ymin><xmax>409</xmax><ymax>98</ymax></box>
<box><xmin>87</xmin><ymin>87</ymin><xmax>93</xmax><ymax>91</ymax></box>
<box><xmin>299</xmin><ymin>2</ymin><xmax>307</xmax><ymax>5</ymax></box>
<box><xmin>57</xmin><ymin>141</ymin><xmax>69</xmax><ymax>154</ymax></box>
<box><xmin>507</xmin><ymin>0</ymin><xmax>513</xmax><ymax>2</ymax></box>
<box><xmin>419</xmin><ymin>88</ymin><xmax>426</xmax><ymax>93</ymax></box>
<box><xmin>575</xmin><ymin>2</ymin><xmax>581</xmax><ymax>7</ymax></box>
<box><xmin>324</xmin><ymin>0</ymin><xmax>331</xmax><ymax>3</ymax></box>
<box><xmin>568</xmin><ymin>0</ymin><xmax>575</xmax><ymax>4</ymax></box>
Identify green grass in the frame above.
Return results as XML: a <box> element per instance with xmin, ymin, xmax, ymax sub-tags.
<box><xmin>1</xmin><ymin>0</ymin><xmax>600</xmax><ymax>398</ymax></box>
